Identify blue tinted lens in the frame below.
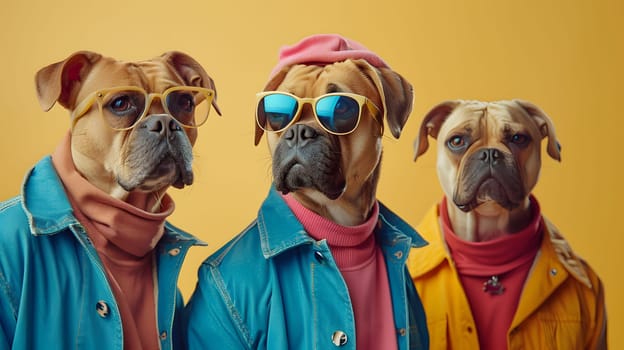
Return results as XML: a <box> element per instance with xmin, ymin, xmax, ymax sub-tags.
<box><xmin>259</xmin><ymin>94</ymin><xmax>298</xmax><ymax>131</ymax></box>
<box><xmin>315</xmin><ymin>95</ymin><xmax>360</xmax><ymax>133</ymax></box>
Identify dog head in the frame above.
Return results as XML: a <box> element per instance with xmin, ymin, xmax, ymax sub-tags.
<box><xmin>36</xmin><ymin>51</ymin><xmax>220</xmax><ymax>199</ymax></box>
<box><xmin>414</xmin><ymin>99</ymin><xmax>561</xmax><ymax>213</ymax></box>
<box><xmin>255</xmin><ymin>58</ymin><xmax>413</xmax><ymax>224</ymax></box>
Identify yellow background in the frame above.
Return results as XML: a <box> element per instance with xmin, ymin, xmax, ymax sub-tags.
<box><xmin>1</xmin><ymin>0</ymin><xmax>621</xmax><ymax>347</ymax></box>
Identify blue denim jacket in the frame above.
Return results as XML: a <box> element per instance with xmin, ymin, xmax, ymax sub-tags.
<box><xmin>0</xmin><ymin>156</ymin><xmax>203</xmax><ymax>350</ymax></box>
<box><xmin>184</xmin><ymin>187</ymin><xmax>429</xmax><ymax>349</ymax></box>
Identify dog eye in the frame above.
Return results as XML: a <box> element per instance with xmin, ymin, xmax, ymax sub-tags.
<box><xmin>510</xmin><ymin>133</ymin><xmax>530</xmax><ymax>146</ymax></box>
<box><xmin>109</xmin><ymin>96</ymin><xmax>134</xmax><ymax>113</ymax></box>
<box><xmin>106</xmin><ymin>93</ymin><xmax>142</xmax><ymax>118</ymax></box>
<box><xmin>170</xmin><ymin>93</ymin><xmax>195</xmax><ymax>113</ymax></box>
<box><xmin>447</xmin><ymin>135</ymin><xmax>467</xmax><ymax>151</ymax></box>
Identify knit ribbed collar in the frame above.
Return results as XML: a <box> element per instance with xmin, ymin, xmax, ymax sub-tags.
<box><xmin>282</xmin><ymin>193</ymin><xmax>379</xmax><ymax>270</ymax></box>
<box><xmin>441</xmin><ymin>196</ymin><xmax>543</xmax><ymax>277</ymax></box>
<box><xmin>52</xmin><ymin>131</ymin><xmax>174</xmax><ymax>259</ymax></box>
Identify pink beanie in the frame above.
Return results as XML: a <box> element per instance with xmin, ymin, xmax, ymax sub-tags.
<box><xmin>269</xmin><ymin>34</ymin><xmax>389</xmax><ymax>78</ymax></box>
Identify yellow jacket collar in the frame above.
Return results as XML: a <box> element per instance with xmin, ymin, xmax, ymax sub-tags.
<box><xmin>408</xmin><ymin>202</ymin><xmax>593</xmax><ymax>289</ymax></box>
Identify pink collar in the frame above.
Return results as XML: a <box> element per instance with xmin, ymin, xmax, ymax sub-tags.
<box><xmin>52</xmin><ymin>131</ymin><xmax>173</xmax><ymax>259</ymax></box>
<box><xmin>281</xmin><ymin>193</ymin><xmax>379</xmax><ymax>269</ymax></box>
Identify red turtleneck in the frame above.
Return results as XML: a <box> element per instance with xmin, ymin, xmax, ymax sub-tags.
<box><xmin>52</xmin><ymin>132</ymin><xmax>174</xmax><ymax>350</ymax></box>
<box><xmin>441</xmin><ymin>197</ymin><xmax>543</xmax><ymax>350</ymax></box>
<box><xmin>282</xmin><ymin>194</ymin><xmax>397</xmax><ymax>350</ymax></box>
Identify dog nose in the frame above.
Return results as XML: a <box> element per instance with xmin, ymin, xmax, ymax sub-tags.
<box><xmin>284</xmin><ymin>124</ymin><xmax>318</xmax><ymax>147</ymax></box>
<box><xmin>479</xmin><ymin>148</ymin><xmax>502</xmax><ymax>165</ymax></box>
<box><xmin>144</xmin><ymin>114</ymin><xmax>183</xmax><ymax>135</ymax></box>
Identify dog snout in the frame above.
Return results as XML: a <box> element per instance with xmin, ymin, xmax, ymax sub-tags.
<box><xmin>284</xmin><ymin>124</ymin><xmax>319</xmax><ymax>147</ymax></box>
<box><xmin>144</xmin><ymin>114</ymin><xmax>183</xmax><ymax>135</ymax></box>
<box><xmin>478</xmin><ymin>148</ymin><xmax>502</xmax><ymax>166</ymax></box>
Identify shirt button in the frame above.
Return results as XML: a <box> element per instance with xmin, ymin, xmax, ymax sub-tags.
<box><xmin>314</xmin><ymin>251</ymin><xmax>326</xmax><ymax>264</ymax></box>
<box><xmin>96</xmin><ymin>300</ymin><xmax>110</xmax><ymax>318</ymax></box>
<box><xmin>160</xmin><ymin>331</ymin><xmax>167</xmax><ymax>340</ymax></box>
<box><xmin>168</xmin><ymin>248</ymin><xmax>181</xmax><ymax>256</ymax></box>
<box><xmin>331</xmin><ymin>331</ymin><xmax>348</xmax><ymax>346</ymax></box>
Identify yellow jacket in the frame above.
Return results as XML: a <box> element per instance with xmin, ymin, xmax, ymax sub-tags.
<box><xmin>408</xmin><ymin>204</ymin><xmax>607</xmax><ymax>350</ymax></box>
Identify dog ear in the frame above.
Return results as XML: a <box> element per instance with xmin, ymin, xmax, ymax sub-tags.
<box><xmin>161</xmin><ymin>51</ymin><xmax>222</xmax><ymax>117</ymax></box>
<box><xmin>513</xmin><ymin>99</ymin><xmax>562</xmax><ymax>162</ymax></box>
<box><xmin>35</xmin><ymin>51</ymin><xmax>102</xmax><ymax>111</ymax></box>
<box><xmin>413</xmin><ymin>100</ymin><xmax>461</xmax><ymax>162</ymax></box>
<box><xmin>254</xmin><ymin>67</ymin><xmax>290</xmax><ymax>146</ymax></box>
<box><xmin>353</xmin><ymin>60</ymin><xmax>413</xmax><ymax>139</ymax></box>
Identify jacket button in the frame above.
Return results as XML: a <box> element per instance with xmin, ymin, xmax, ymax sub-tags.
<box><xmin>160</xmin><ymin>331</ymin><xmax>167</xmax><ymax>340</ymax></box>
<box><xmin>168</xmin><ymin>248</ymin><xmax>181</xmax><ymax>256</ymax></box>
<box><xmin>331</xmin><ymin>331</ymin><xmax>348</xmax><ymax>346</ymax></box>
<box><xmin>96</xmin><ymin>300</ymin><xmax>110</xmax><ymax>318</ymax></box>
<box><xmin>314</xmin><ymin>251</ymin><xmax>326</xmax><ymax>264</ymax></box>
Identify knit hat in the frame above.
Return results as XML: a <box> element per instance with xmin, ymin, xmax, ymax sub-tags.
<box><xmin>269</xmin><ymin>34</ymin><xmax>389</xmax><ymax>78</ymax></box>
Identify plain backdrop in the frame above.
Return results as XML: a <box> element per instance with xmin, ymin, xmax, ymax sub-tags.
<box><xmin>1</xmin><ymin>0</ymin><xmax>621</xmax><ymax>347</ymax></box>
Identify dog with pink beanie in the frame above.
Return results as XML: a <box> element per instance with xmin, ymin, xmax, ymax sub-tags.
<box><xmin>184</xmin><ymin>34</ymin><xmax>429</xmax><ymax>350</ymax></box>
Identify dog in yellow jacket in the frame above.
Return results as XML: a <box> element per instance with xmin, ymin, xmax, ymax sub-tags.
<box><xmin>408</xmin><ymin>99</ymin><xmax>607</xmax><ymax>349</ymax></box>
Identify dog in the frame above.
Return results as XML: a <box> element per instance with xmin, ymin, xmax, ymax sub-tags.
<box><xmin>414</xmin><ymin>99</ymin><xmax>561</xmax><ymax>241</ymax></box>
<box><xmin>0</xmin><ymin>51</ymin><xmax>219</xmax><ymax>349</ymax></box>
<box><xmin>184</xmin><ymin>34</ymin><xmax>429</xmax><ymax>350</ymax></box>
<box><xmin>256</xmin><ymin>59</ymin><xmax>413</xmax><ymax>225</ymax></box>
<box><xmin>36</xmin><ymin>50</ymin><xmax>221</xmax><ymax>206</ymax></box>
<box><xmin>408</xmin><ymin>99</ymin><xmax>606</xmax><ymax>349</ymax></box>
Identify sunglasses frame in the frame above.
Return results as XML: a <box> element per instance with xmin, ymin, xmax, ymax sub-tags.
<box><xmin>255</xmin><ymin>91</ymin><xmax>381</xmax><ymax>136</ymax></box>
<box><xmin>71</xmin><ymin>85</ymin><xmax>215</xmax><ymax>131</ymax></box>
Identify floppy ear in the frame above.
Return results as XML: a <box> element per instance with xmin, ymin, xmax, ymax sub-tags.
<box><xmin>513</xmin><ymin>99</ymin><xmax>562</xmax><ymax>162</ymax></box>
<box><xmin>161</xmin><ymin>51</ymin><xmax>221</xmax><ymax>117</ymax></box>
<box><xmin>352</xmin><ymin>59</ymin><xmax>413</xmax><ymax>139</ymax></box>
<box><xmin>35</xmin><ymin>51</ymin><xmax>102</xmax><ymax>111</ymax></box>
<box><xmin>254</xmin><ymin>67</ymin><xmax>290</xmax><ymax>146</ymax></box>
<box><xmin>413</xmin><ymin>100</ymin><xmax>461</xmax><ymax>162</ymax></box>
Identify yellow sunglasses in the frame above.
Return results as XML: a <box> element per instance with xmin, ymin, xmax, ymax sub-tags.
<box><xmin>255</xmin><ymin>91</ymin><xmax>381</xmax><ymax>135</ymax></box>
<box><xmin>71</xmin><ymin>85</ymin><xmax>215</xmax><ymax>130</ymax></box>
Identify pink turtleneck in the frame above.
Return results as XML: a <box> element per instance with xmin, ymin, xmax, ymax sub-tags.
<box><xmin>52</xmin><ymin>131</ymin><xmax>175</xmax><ymax>350</ymax></box>
<box><xmin>282</xmin><ymin>194</ymin><xmax>397</xmax><ymax>350</ymax></box>
<box><xmin>441</xmin><ymin>197</ymin><xmax>543</xmax><ymax>350</ymax></box>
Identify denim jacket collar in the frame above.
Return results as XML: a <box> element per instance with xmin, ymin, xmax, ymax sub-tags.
<box><xmin>258</xmin><ymin>186</ymin><xmax>427</xmax><ymax>259</ymax></box>
<box><xmin>22</xmin><ymin>156</ymin><xmax>204</xmax><ymax>245</ymax></box>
